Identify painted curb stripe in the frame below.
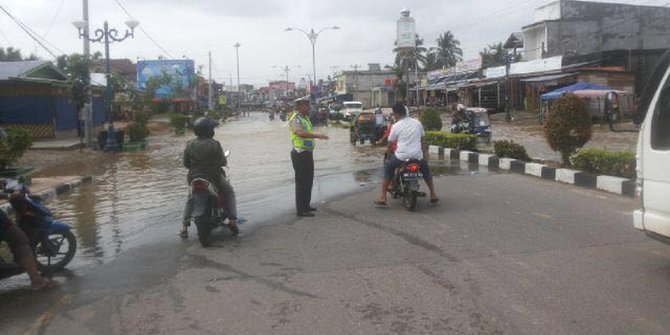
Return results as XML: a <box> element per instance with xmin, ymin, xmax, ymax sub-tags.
<box><xmin>510</xmin><ymin>160</ymin><xmax>526</xmax><ymax>174</ymax></box>
<box><xmin>435</xmin><ymin>146</ymin><xmax>634</xmax><ymax>198</ymax></box>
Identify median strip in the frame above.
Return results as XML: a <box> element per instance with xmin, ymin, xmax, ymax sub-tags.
<box><xmin>430</xmin><ymin>147</ymin><xmax>634</xmax><ymax>198</ymax></box>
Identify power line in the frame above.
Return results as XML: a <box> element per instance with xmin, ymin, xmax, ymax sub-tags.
<box><xmin>43</xmin><ymin>0</ymin><xmax>66</xmax><ymax>37</ymax></box>
<box><xmin>0</xmin><ymin>5</ymin><xmax>61</xmax><ymax>58</ymax></box>
<box><xmin>110</xmin><ymin>0</ymin><xmax>175</xmax><ymax>59</ymax></box>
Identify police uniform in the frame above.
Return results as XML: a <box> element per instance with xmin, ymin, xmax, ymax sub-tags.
<box><xmin>289</xmin><ymin>110</ymin><xmax>316</xmax><ymax>215</ymax></box>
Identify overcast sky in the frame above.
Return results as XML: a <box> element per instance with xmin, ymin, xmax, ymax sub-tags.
<box><xmin>0</xmin><ymin>0</ymin><xmax>664</xmax><ymax>86</ymax></box>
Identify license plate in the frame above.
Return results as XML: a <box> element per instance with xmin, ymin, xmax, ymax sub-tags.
<box><xmin>403</xmin><ymin>173</ymin><xmax>422</xmax><ymax>179</ymax></box>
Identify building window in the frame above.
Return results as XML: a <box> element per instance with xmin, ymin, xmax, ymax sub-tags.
<box><xmin>651</xmin><ymin>84</ymin><xmax>670</xmax><ymax>150</ymax></box>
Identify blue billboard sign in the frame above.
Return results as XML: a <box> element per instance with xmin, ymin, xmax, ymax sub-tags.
<box><xmin>136</xmin><ymin>59</ymin><xmax>195</xmax><ymax>97</ymax></box>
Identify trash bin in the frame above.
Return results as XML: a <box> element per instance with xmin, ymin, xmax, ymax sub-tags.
<box><xmin>98</xmin><ymin>130</ymin><xmax>125</xmax><ymax>150</ymax></box>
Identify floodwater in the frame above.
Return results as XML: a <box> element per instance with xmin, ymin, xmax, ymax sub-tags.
<box><xmin>0</xmin><ymin>113</ymin><xmax>484</xmax><ymax>290</ymax></box>
<box><xmin>27</xmin><ymin>114</ymin><xmax>390</xmax><ymax>269</ymax></box>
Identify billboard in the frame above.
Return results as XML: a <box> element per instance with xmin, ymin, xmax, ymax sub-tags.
<box><xmin>137</xmin><ymin>59</ymin><xmax>195</xmax><ymax>97</ymax></box>
<box><xmin>396</xmin><ymin>16</ymin><xmax>416</xmax><ymax>48</ymax></box>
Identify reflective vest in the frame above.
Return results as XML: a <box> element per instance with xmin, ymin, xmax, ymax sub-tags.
<box><xmin>289</xmin><ymin>113</ymin><xmax>315</xmax><ymax>151</ymax></box>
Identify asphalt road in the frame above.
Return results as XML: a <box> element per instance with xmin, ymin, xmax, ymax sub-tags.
<box><xmin>3</xmin><ymin>161</ymin><xmax>668</xmax><ymax>335</ymax></box>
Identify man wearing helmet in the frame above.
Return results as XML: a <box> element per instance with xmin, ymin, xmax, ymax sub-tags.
<box><xmin>180</xmin><ymin>117</ymin><xmax>239</xmax><ymax>237</ymax></box>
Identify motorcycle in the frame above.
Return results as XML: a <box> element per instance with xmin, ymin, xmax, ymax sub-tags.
<box><xmin>450</xmin><ymin>107</ymin><xmax>492</xmax><ymax>143</ymax></box>
<box><xmin>0</xmin><ymin>185</ymin><xmax>77</xmax><ymax>279</ymax></box>
<box><xmin>269</xmin><ymin>112</ymin><xmax>275</xmax><ymax>121</ymax></box>
<box><xmin>183</xmin><ymin>150</ymin><xmax>238</xmax><ymax>247</ymax></box>
<box><xmin>389</xmin><ymin>160</ymin><xmax>427</xmax><ymax>211</ymax></box>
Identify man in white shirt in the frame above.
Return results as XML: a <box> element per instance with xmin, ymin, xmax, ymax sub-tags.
<box><xmin>375</xmin><ymin>103</ymin><xmax>439</xmax><ymax>205</ymax></box>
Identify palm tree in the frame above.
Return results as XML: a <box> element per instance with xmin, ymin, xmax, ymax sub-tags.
<box><xmin>431</xmin><ymin>31</ymin><xmax>463</xmax><ymax>69</ymax></box>
<box><xmin>480</xmin><ymin>42</ymin><xmax>522</xmax><ymax>68</ymax></box>
<box><xmin>394</xmin><ymin>34</ymin><xmax>428</xmax><ymax>71</ymax></box>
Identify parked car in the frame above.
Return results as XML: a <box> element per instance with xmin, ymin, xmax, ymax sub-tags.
<box><xmin>633</xmin><ymin>50</ymin><xmax>670</xmax><ymax>244</ymax></box>
<box><xmin>342</xmin><ymin>101</ymin><xmax>364</xmax><ymax>121</ymax></box>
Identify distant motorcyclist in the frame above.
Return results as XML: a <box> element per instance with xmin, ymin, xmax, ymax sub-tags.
<box><xmin>181</xmin><ymin>117</ymin><xmax>239</xmax><ymax>237</ymax></box>
<box><xmin>453</xmin><ymin>104</ymin><xmax>468</xmax><ymax>124</ymax></box>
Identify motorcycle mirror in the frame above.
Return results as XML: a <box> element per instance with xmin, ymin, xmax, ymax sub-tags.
<box><xmin>224</xmin><ymin>150</ymin><xmax>231</xmax><ymax>157</ymax></box>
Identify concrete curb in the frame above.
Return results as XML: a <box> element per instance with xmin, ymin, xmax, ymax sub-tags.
<box><xmin>431</xmin><ymin>148</ymin><xmax>634</xmax><ymax>198</ymax></box>
<box><xmin>0</xmin><ymin>176</ymin><xmax>94</xmax><ymax>215</ymax></box>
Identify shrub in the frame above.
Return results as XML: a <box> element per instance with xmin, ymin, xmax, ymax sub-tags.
<box><xmin>544</xmin><ymin>93</ymin><xmax>592</xmax><ymax>165</ymax></box>
<box><xmin>206</xmin><ymin>109</ymin><xmax>222</xmax><ymax>120</ymax></box>
<box><xmin>169</xmin><ymin>113</ymin><xmax>190</xmax><ymax>135</ymax></box>
<box><xmin>571</xmin><ymin>148</ymin><xmax>636</xmax><ymax>179</ymax></box>
<box><xmin>420</xmin><ymin>108</ymin><xmax>443</xmax><ymax>131</ymax></box>
<box><xmin>493</xmin><ymin>140</ymin><xmax>531</xmax><ymax>161</ymax></box>
<box><xmin>0</xmin><ymin>128</ymin><xmax>33</xmax><ymax>169</ymax></box>
<box><xmin>425</xmin><ymin>131</ymin><xmax>478</xmax><ymax>150</ymax></box>
<box><xmin>127</xmin><ymin>122</ymin><xmax>149</xmax><ymax>142</ymax></box>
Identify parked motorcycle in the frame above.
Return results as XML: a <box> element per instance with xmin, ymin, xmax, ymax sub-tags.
<box><xmin>0</xmin><ymin>184</ymin><xmax>77</xmax><ymax>279</ymax></box>
<box><xmin>389</xmin><ymin>160</ymin><xmax>427</xmax><ymax>211</ymax></box>
<box><xmin>183</xmin><ymin>150</ymin><xmax>238</xmax><ymax>247</ymax></box>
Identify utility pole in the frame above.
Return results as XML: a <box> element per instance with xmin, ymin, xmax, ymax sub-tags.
<box><xmin>208</xmin><ymin>51</ymin><xmax>213</xmax><ymax>110</ymax></box>
<box><xmin>274</xmin><ymin>65</ymin><xmax>299</xmax><ymax>98</ymax></box>
<box><xmin>233</xmin><ymin>43</ymin><xmax>241</xmax><ymax>112</ymax></box>
<box><xmin>351</xmin><ymin>64</ymin><xmax>361</xmax><ymax>97</ymax></box>
<box><xmin>82</xmin><ymin>0</ymin><xmax>93</xmax><ymax>148</ymax></box>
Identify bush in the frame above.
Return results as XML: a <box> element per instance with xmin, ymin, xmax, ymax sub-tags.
<box><xmin>420</xmin><ymin>108</ymin><xmax>443</xmax><ymax>131</ymax></box>
<box><xmin>127</xmin><ymin>122</ymin><xmax>149</xmax><ymax>142</ymax></box>
<box><xmin>493</xmin><ymin>140</ymin><xmax>532</xmax><ymax>161</ymax></box>
<box><xmin>206</xmin><ymin>109</ymin><xmax>222</xmax><ymax>120</ymax></box>
<box><xmin>0</xmin><ymin>128</ymin><xmax>33</xmax><ymax>169</ymax></box>
<box><xmin>544</xmin><ymin>93</ymin><xmax>592</xmax><ymax>165</ymax></box>
<box><xmin>425</xmin><ymin>131</ymin><xmax>478</xmax><ymax>150</ymax></box>
<box><xmin>169</xmin><ymin>113</ymin><xmax>190</xmax><ymax>135</ymax></box>
<box><xmin>571</xmin><ymin>148</ymin><xmax>636</xmax><ymax>179</ymax></box>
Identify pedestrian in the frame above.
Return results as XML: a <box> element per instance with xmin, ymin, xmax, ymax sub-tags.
<box><xmin>289</xmin><ymin>97</ymin><xmax>329</xmax><ymax>217</ymax></box>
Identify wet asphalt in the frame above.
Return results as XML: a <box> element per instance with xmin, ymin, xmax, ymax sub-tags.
<box><xmin>1</xmin><ymin>113</ymin><xmax>667</xmax><ymax>335</ymax></box>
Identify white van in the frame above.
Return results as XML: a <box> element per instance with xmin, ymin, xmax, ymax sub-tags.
<box><xmin>342</xmin><ymin>101</ymin><xmax>364</xmax><ymax>121</ymax></box>
<box><xmin>633</xmin><ymin>51</ymin><xmax>670</xmax><ymax>243</ymax></box>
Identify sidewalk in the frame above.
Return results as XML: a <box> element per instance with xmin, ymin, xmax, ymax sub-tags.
<box><xmin>0</xmin><ymin>175</ymin><xmax>93</xmax><ymax>213</ymax></box>
<box><xmin>31</xmin><ymin>138</ymin><xmax>83</xmax><ymax>150</ymax></box>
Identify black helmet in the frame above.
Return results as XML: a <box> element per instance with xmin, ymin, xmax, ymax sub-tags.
<box><xmin>193</xmin><ymin>117</ymin><xmax>219</xmax><ymax>138</ymax></box>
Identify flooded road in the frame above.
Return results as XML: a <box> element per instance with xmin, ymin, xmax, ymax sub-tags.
<box><xmin>0</xmin><ymin>113</ymin><xmax>483</xmax><ymax>292</ymax></box>
<box><xmin>13</xmin><ymin>115</ymin><xmax>389</xmax><ymax>269</ymax></box>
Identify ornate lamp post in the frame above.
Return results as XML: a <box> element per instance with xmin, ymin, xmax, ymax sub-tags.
<box><xmin>72</xmin><ymin>19</ymin><xmax>140</xmax><ymax>152</ymax></box>
<box><xmin>284</xmin><ymin>26</ymin><xmax>339</xmax><ymax>101</ymax></box>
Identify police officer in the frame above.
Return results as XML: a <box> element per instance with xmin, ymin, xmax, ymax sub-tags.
<box><xmin>290</xmin><ymin>97</ymin><xmax>329</xmax><ymax>217</ymax></box>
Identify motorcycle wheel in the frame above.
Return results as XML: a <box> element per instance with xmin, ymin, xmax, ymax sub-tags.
<box><xmin>403</xmin><ymin>190</ymin><xmax>418</xmax><ymax>212</ymax></box>
<box><xmin>194</xmin><ymin>216</ymin><xmax>212</xmax><ymax>247</ymax></box>
<box><xmin>35</xmin><ymin>230</ymin><xmax>77</xmax><ymax>273</ymax></box>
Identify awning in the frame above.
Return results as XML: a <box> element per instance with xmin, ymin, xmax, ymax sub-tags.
<box><xmin>520</xmin><ymin>73</ymin><xmax>575</xmax><ymax>83</ymax></box>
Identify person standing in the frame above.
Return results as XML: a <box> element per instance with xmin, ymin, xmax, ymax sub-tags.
<box><xmin>289</xmin><ymin>98</ymin><xmax>329</xmax><ymax>217</ymax></box>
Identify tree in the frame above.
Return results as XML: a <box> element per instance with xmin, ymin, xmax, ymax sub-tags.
<box><xmin>479</xmin><ymin>42</ymin><xmax>522</xmax><ymax>68</ymax></box>
<box><xmin>394</xmin><ymin>34</ymin><xmax>427</xmax><ymax>71</ymax></box>
<box><xmin>0</xmin><ymin>47</ymin><xmax>38</xmax><ymax>61</ymax></box>
<box><xmin>393</xmin><ymin>66</ymin><xmax>407</xmax><ymax>102</ymax></box>
<box><xmin>424</xmin><ymin>52</ymin><xmax>440</xmax><ymax>71</ymax></box>
<box><xmin>56</xmin><ymin>54</ymin><xmax>91</xmax><ymax>111</ymax></box>
<box><xmin>544</xmin><ymin>93</ymin><xmax>592</xmax><ymax>165</ymax></box>
<box><xmin>431</xmin><ymin>31</ymin><xmax>463</xmax><ymax>69</ymax></box>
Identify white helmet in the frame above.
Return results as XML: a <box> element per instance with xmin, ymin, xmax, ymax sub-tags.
<box><xmin>457</xmin><ymin>104</ymin><xmax>466</xmax><ymax>111</ymax></box>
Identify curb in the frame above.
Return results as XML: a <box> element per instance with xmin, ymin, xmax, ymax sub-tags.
<box><xmin>431</xmin><ymin>148</ymin><xmax>635</xmax><ymax>198</ymax></box>
<box><xmin>0</xmin><ymin>176</ymin><xmax>94</xmax><ymax>215</ymax></box>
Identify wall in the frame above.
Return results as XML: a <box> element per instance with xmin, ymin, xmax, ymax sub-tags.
<box><xmin>547</xmin><ymin>1</ymin><xmax>670</xmax><ymax>57</ymax></box>
<box><xmin>534</xmin><ymin>1</ymin><xmax>561</xmax><ymax>22</ymax></box>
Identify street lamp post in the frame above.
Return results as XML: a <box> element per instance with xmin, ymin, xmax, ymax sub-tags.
<box><xmin>284</xmin><ymin>26</ymin><xmax>340</xmax><ymax>101</ymax></box>
<box><xmin>233</xmin><ymin>42</ymin><xmax>241</xmax><ymax>113</ymax></box>
<box><xmin>73</xmin><ymin>19</ymin><xmax>139</xmax><ymax>152</ymax></box>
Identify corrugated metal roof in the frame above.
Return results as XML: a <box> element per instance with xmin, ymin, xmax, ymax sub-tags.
<box><xmin>0</xmin><ymin>60</ymin><xmax>48</xmax><ymax>80</ymax></box>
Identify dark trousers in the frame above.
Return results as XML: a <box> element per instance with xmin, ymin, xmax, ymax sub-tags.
<box><xmin>291</xmin><ymin>150</ymin><xmax>314</xmax><ymax>213</ymax></box>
